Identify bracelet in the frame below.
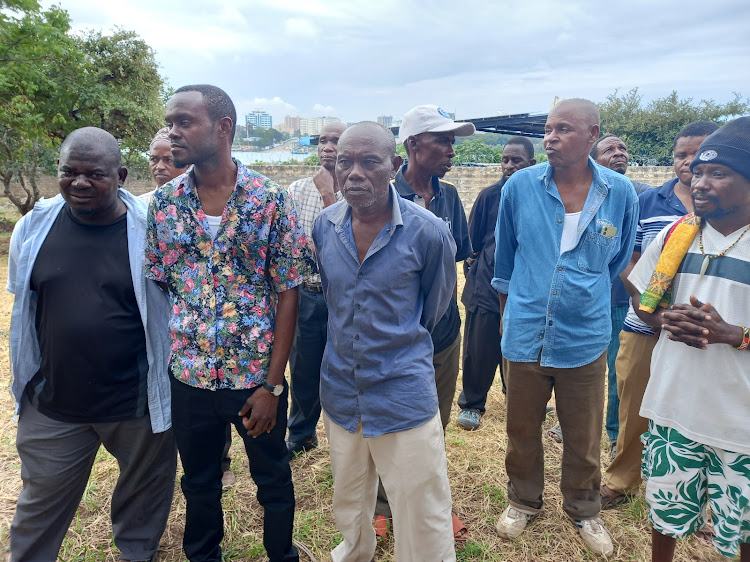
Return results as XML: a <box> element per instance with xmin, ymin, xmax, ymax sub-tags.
<box><xmin>734</xmin><ymin>325</ymin><xmax>750</xmax><ymax>351</ymax></box>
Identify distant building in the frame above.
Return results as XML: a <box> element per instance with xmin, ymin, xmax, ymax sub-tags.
<box><xmin>300</xmin><ymin>116</ymin><xmax>342</xmax><ymax>136</ymax></box>
<box><xmin>285</xmin><ymin>115</ymin><xmax>301</xmax><ymax>132</ymax></box>
<box><xmin>246</xmin><ymin>109</ymin><xmax>272</xmax><ymax>130</ymax></box>
<box><xmin>377</xmin><ymin>115</ymin><xmax>393</xmax><ymax>128</ymax></box>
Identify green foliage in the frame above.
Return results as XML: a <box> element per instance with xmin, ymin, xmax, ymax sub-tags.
<box><xmin>302</xmin><ymin>154</ymin><xmax>319</xmax><ymax>166</ymax></box>
<box><xmin>454</xmin><ymin>138</ymin><xmax>504</xmax><ymax>164</ymax></box>
<box><xmin>0</xmin><ymin>4</ymin><xmax>167</xmax><ymax>213</ymax></box>
<box><xmin>396</xmin><ymin>143</ymin><xmax>407</xmax><ymax>159</ymax></box>
<box><xmin>599</xmin><ymin>88</ymin><xmax>750</xmax><ymax>165</ymax></box>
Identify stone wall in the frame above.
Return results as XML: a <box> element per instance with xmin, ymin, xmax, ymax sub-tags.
<box><xmin>32</xmin><ymin>164</ymin><xmax>675</xmax><ymax>214</ymax></box>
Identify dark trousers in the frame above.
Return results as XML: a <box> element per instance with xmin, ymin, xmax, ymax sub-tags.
<box><xmin>170</xmin><ymin>377</ymin><xmax>298</xmax><ymax>562</ymax></box>
<box><xmin>458</xmin><ymin>307</ymin><xmax>504</xmax><ymax>412</ymax></box>
<box><xmin>505</xmin><ymin>353</ymin><xmax>606</xmax><ymax>520</ymax></box>
<box><xmin>11</xmin><ymin>395</ymin><xmax>177</xmax><ymax>561</ymax></box>
<box><xmin>287</xmin><ymin>286</ymin><xmax>328</xmax><ymax>443</ymax></box>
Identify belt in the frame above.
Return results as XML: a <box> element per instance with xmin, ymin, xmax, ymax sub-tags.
<box><xmin>303</xmin><ymin>280</ymin><xmax>323</xmax><ymax>292</ymax></box>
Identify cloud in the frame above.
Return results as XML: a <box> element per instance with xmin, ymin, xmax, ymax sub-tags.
<box><xmin>312</xmin><ymin>103</ymin><xmax>336</xmax><ymax>115</ymax></box>
<box><xmin>284</xmin><ymin>18</ymin><xmax>318</xmax><ymax>38</ymax></box>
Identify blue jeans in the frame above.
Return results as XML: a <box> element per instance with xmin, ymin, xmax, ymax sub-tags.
<box><xmin>606</xmin><ymin>306</ymin><xmax>628</xmax><ymax>442</ymax></box>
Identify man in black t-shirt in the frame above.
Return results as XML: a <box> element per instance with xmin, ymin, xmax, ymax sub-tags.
<box><xmin>7</xmin><ymin>127</ymin><xmax>176</xmax><ymax>561</ymax></box>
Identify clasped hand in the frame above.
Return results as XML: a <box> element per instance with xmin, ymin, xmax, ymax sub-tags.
<box><xmin>660</xmin><ymin>295</ymin><xmax>739</xmax><ymax>350</ymax></box>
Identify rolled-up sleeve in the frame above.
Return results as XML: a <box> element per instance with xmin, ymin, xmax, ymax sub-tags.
<box><xmin>492</xmin><ymin>187</ymin><xmax>516</xmax><ymax>294</ymax></box>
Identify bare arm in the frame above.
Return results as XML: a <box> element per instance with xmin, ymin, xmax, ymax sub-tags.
<box><xmin>240</xmin><ymin>286</ymin><xmax>299</xmax><ymax>437</ymax></box>
<box><xmin>498</xmin><ymin>292</ymin><xmax>507</xmax><ymax>335</ymax></box>
<box><xmin>620</xmin><ymin>251</ymin><xmax>641</xmax><ymax>299</ymax></box>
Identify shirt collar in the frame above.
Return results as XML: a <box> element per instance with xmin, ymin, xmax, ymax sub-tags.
<box><xmin>658</xmin><ymin>177</ymin><xmax>680</xmax><ymax>199</ymax></box>
<box><xmin>541</xmin><ymin>157</ymin><xmax>610</xmax><ymax>191</ymax></box>
<box><xmin>174</xmin><ymin>158</ymin><xmax>245</xmax><ymax>196</ymax></box>
<box><xmin>392</xmin><ymin>164</ymin><xmax>443</xmax><ymax>200</ymax></box>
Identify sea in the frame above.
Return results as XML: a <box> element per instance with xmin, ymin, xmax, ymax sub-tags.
<box><xmin>231</xmin><ymin>150</ymin><xmax>309</xmax><ymax>165</ymax></box>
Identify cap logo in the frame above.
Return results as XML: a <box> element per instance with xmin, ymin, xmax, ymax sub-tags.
<box><xmin>699</xmin><ymin>149</ymin><xmax>718</xmax><ymax>161</ymax></box>
<box><xmin>437</xmin><ymin>107</ymin><xmax>451</xmax><ymax>118</ymax></box>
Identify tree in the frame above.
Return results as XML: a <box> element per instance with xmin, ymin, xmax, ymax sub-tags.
<box><xmin>74</xmin><ymin>28</ymin><xmax>166</xmax><ymax>179</ymax></box>
<box><xmin>0</xmin><ymin>1</ymin><xmax>81</xmax><ymax>213</ymax></box>
<box><xmin>453</xmin><ymin>138</ymin><xmax>504</xmax><ymax>164</ymax></box>
<box><xmin>599</xmin><ymin>88</ymin><xmax>750</xmax><ymax>165</ymax></box>
<box><xmin>0</xmin><ymin>3</ymin><xmax>167</xmax><ymax>213</ymax></box>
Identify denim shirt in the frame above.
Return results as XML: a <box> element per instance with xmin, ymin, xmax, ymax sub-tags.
<box><xmin>312</xmin><ymin>185</ymin><xmax>457</xmax><ymax>437</ymax></box>
<box><xmin>7</xmin><ymin>190</ymin><xmax>173</xmax><ymax>432</ymax></box>
<box><xmin>492</xmin><ymin>159</ymin><xmax>638</xmax><ymax>368</ymax></box>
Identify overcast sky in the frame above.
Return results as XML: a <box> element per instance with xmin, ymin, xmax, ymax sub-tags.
<box><xmin>41</xmin><ymin>0</ymin><xmax>750</xmax><ymax>125</ymax></box>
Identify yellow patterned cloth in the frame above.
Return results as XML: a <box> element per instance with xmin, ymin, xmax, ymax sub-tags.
<box><xmin>639</xmin><ymin>213</ymin><xmax>702</xmax><ymax>313</ymax></box>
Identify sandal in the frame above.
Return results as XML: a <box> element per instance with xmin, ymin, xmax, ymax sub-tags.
<box><xmin>372</xmin><ymin>514</ymin><xmax>391</xmax><ymax>541</ymax></box>
<box><xmin>452</xmin><ymin>513</ymin><xmax>469</xmax><ymax>543</ymax></box>
<box><xmin>546</xmin><ymin>423</ymin><xmax>563</xmax><ymax>443</ymax></box>
<box><xmin>600</xmin><ymin>484</ymin><xmax>629</xmax><ymax>510</ymax></box>
<box><xmin>696</xmin><ymin>520</ymin><xmax>716</xmax><ymax>547</ymax></box>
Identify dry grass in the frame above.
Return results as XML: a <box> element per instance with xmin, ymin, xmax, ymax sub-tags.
<box><xmin>0</xmin><ymin>195</ymin><xmax>731</xmax><ymax>560</ymax></box>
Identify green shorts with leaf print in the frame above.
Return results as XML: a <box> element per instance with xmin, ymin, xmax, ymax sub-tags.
<box><xmin>641</xmin><ymin>421</ymin><xmax>750</xmax><ymax>557</ymax></box>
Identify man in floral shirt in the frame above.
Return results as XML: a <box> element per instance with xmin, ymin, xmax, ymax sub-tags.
<box><xmin>145</xmin><ymin>84</ymin><xmax>307</xmax><ymax>562</ymax></box>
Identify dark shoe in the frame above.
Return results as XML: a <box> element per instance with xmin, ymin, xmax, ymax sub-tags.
<box><xmin>286</xmin><ymin>435</ymin><xmax>319</xmax><ymax>456</ymax></box>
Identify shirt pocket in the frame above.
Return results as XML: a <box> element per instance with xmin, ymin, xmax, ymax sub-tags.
<box><xmin>577</xmin><ymin>230</ymin><xmax>617</xmax><ymax>274</ymax></box>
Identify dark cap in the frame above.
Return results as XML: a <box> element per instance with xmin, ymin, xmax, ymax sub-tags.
<box><xmin>690</xmin><ymin>116</ymin><xmax>750</xmax><ymax>181</ymax></box>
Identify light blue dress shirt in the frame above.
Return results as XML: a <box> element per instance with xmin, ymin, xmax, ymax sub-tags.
<box><xmin>312</xmin><ymin>185</ymin><xmax>457</xmax><ymax>437</ymax></box>
<box><xmin>7</xmin><ymin>190</ymin><xmax>173</xmax><ymax>432</ymax></box>
<box><xmin>492</xmin><ymin>158</ymin><xmax>638</xmax><ymax>368</ymax></box>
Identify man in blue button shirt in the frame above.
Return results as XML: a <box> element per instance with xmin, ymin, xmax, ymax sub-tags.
<box><xmin>313</xmin><ymin>121</ymin><xmax>457</xmax><ymax>562</ymax></box>
<box><xmin>492</xmin><ymin>98</ymin><xmax>638</xmax><ymax>556</ymax></box>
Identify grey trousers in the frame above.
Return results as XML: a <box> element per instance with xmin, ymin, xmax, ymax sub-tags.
<box><xmin>10</xmin><ymin>396</ymin><xmax>177</xmax><ymax>561</ymax></box>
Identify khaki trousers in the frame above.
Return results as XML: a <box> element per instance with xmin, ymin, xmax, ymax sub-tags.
<box><xmin>324</xmin><ymin>412</ymin><xmax>455</xmax><ymax>562</ymax></box>
<box><xmin>603</xmin><ymin>331</ymin><xmax>658</xmax><ymax>494</ymax></box>
<box><xmin>505</xmin><ymin>353</ymin><xmax>606</xmax><ymax>520</ymax></box>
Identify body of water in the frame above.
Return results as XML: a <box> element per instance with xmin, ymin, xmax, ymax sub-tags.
<box><xmin>231</xmin><ymin>150</ymin><xmax>310</xmax><ymax>165</ymax></box>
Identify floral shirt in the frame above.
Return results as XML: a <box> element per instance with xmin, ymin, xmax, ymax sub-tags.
<box><xmin>144</xmin><ymin>160</ymin><xmax>309</xmax><ymax>390</ymax></box>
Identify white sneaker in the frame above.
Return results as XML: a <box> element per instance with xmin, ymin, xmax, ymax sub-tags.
<box><xmin>496</xmin><ymin>505</ymin><xmax>535</xmax><ymax>539</ymax></box>
<box><xmin>572</xmin><ymin>517</ymin><xmax>614</xmax><ymax>555</ymax></box>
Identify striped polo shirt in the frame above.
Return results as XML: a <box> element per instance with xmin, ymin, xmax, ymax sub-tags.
<box><xmin>623</xmin><ymin>178</ymin><xmax>689</xmax><ymax>334</ymax></box>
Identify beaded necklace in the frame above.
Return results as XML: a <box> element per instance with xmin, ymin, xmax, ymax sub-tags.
<box><xmin>698</xmin><ymin>223</ymin><xmax>750</xmax><ymax>277</ymax></box>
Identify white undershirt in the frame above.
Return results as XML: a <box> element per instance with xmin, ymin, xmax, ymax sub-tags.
<box><xmin>560</xmin><ymin>211</ymin><xmax>582</xmax><ymax>254</ymax></box>
<box><xmin>206</xmin><ymin>214</ymin><xmax>222</xmax><ymax>238</ymax></box>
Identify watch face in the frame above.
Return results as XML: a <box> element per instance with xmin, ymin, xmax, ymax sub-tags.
<box><xmin>273</xmin><ymin>385</ymin><xmax>283</xmax><ymax>396</ymax></box>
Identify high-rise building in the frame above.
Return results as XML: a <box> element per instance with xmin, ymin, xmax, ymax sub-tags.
<box><xmin>377</xmin><ymin>115</ymin><xmax>393</xmax><ymax>128</ymax></box>
<box><xmin>299</xmin><ymin>116</ymin><xmax>342</xmax><ymax>136</ymax></box>
<box><xmin>284</xmin><ymin>115</ymin><xmax>301</xmax><ymax>132</ymax></box>
<box><xmin>246</xmin><ymin>109</ymin><xmax>272</xmax><ymax>130</ymax></box>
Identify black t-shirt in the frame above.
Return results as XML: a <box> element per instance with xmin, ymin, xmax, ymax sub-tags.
<box><xmin>26</xmin><ymin>206</ymin><xmax>148</xmax><ymax>423</ymax></box>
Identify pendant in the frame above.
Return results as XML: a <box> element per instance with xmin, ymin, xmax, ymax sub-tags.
<box><xmin>700</xmin><ymin>255</ymin><xmax>710</xmax><ymax>278</ymax></box>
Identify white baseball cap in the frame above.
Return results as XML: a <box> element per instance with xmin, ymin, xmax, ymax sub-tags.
<box><xmin>398</xmin><ymin>105</ymin><xmax>476</xmax><ymax>144</ymax></box>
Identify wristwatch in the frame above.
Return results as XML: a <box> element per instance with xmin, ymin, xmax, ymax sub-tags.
<box><xmin>262</xmin><ymin>381</ymin><xmax>284</xmax><ymax>396</ymax></box>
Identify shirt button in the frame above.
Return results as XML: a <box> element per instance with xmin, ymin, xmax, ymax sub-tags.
<box><xmin>553</xmin><ymin>290</ymin><xmax>558</xmax><ymax>295</ymax></box>
<box><xmin>358</xmin><ymin>273</ymin><xmax>363</xmax><ymax>278</ymax></box>
<box><xmin>355</xmin><ymin>364</ymin><xmax>361</xmax><ymax>369</ymax></box>
<box><xmin>355</xmin><ymin>303</ymin><xmax>361</xmax><ymax>309</ymax></box>
<box><xmin>354</xmin><ymin>334</ymin><xmax>360</xmax><ymax>340</ymax></box>
<box><xmin>359</xmin><ymin>390</ymin><xmax>364</xmax><ymax>395</ymax></box>
<box><xmin>558</xmin><ymin>267</ymin><xmax>563</xmax><ymax>271</ymax></box>
<box><xmin>558</xmin><ymin>218</ymin><xmax>562</xmax><ymax>223</ymax></box>
<box><xmin>538</xmin><ymin>335</ymin><xmax>543</xmax><ymax>339</ymax></box>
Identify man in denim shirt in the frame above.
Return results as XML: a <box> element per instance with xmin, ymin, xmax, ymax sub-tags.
<box><xmin>313</xmin><ymin>122</ymin><xmax>457</xmax><ymax>562</ymax></box>
<box><xmin>492</xmin><ymin>99</ymin><xmax>638</xmax><ymax>556</ymax></box>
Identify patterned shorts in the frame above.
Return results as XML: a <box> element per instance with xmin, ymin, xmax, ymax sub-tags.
<box><xmin>641</xmin><ymin>421</ymin><xmax>750</xmax><ymax>557</ymax></box>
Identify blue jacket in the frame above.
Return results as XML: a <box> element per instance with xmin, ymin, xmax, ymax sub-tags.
<box><xmin>7</xmin><ymin>190</ymin><xmax>173</xmax><ymax>432</ymax></box>
<box><xmin>492</xmin><ymin>158</ymin><xmax>638</xmax><ymax>368</ymax></box>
